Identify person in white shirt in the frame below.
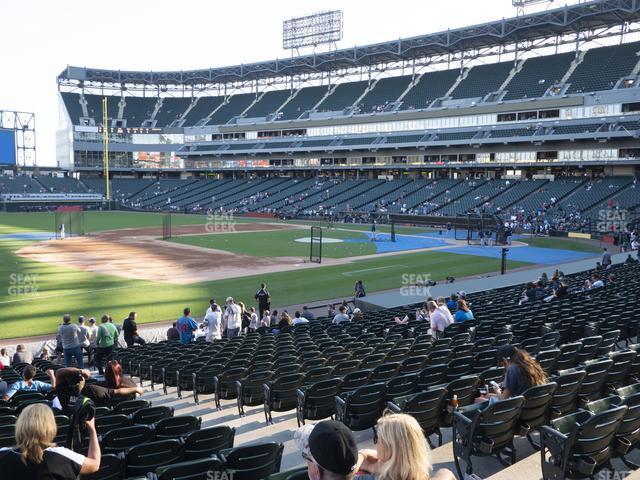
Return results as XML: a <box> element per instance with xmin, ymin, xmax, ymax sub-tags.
<box><xmin>428</xmin><ymin>301</ymin><xmax>453</xmax><ymax>338</ymax></box>
<box><xmin>203</xmin><ymin>303</ymin><xmax>223</xmax><ymax>342</ymax></box>
<box><xmin>293</xmin><ymin>311</ymin><xmax>309</xmax><ymax>325</ymax></box>
<box><xmin>260</xmin><ymin>309</ymin><xmax>272</xmax><ymax>328</ymax></box>
<box><xmin>436</xmin><ymin>297</ymin><xmax>455</xmax><ymax>324</ymax></box>
<box><xmin>248</xmin><ymin>307</ymin><xmax>259</xmax><ymax>333</ymax></box>
<box><xmin>590</xmin><ymin>274</ymin><xmax>604</xmax><ymax>289</ymax></box>
<box><xmin>224</xmin><ymin>297</ymin><xmax>243</xmax><ymax>339</ymax></box>
<box><xmin>85</xmin><ymin>318</ymin><xmax>98</xmax><ymax>368</ymax></box>
<box><xmin>0</xmin><ymin>348</ymin><xmax>10</xmax><ymax>367</ymax></box>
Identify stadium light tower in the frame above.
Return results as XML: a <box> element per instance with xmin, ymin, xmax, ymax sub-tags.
<box><xmin>512</xmin><ymin>0</ymin><xmax>556</xmax><ymax>15</ymax></box>
<box><xmin>102</xmin><ymin>97</ymin><xmax>110</xmax><ymax>202</ymax></box>
<box><xmin>283</xmin><ymin>10</ymin><xmax>343</xmax><ymax>55</ymax></box>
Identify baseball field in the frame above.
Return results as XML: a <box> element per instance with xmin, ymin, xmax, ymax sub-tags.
<box><xmin>0</xmin><ymin>211</ymin><xmax>600</xmax><ymax>340</ymax></box>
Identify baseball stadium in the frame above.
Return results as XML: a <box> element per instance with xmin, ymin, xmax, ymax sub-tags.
<box><xmin>1</xmin><ymin>1</ymin><xmax>640</xmax><ymax>479</ymax></box>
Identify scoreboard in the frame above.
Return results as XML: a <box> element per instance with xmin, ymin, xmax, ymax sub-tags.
<box><xmin>0</xmin><ymin>128</ymin><xmax>16</xmax><ymax>165</ymax></box>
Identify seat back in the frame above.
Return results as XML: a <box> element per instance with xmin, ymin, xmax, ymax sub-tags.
<box><xmin>519</xmin><ymin>382</ymin><xmax>557</xmax><ymax>430</ymax></box>
<box><xmin>156</xmin><ymin>457</ymin><xmax>221</xmax><ymax>480</ymax></box>
<box><xmin>341</xmin><ymin>383</ymin><xmax>387</xmax><ymax>431</ymax></box>
<box><xmin>551</xmin><ymin>370</ymin><xmax>587</xmax><ymax>416</ymax></box>
<box><xmin>396</xmin><ymin>386</ymin><xmax>447</xmax><ymax>434</ymax></box>
<box><xmin>185</xmin><ymin>426</ymin><xmax>236</xmax><ymax>460</ymax></box>
<box><xmin>101</xmin><ymin>424</ymin><xmax>154</xmax><ymax>454</ymax></box>
<box><xmin>220</xmin><ymin>442</ymin><xmax>284</xmax><ymax>480</ymax></box>
<box><xmin>475</xmin><ymin>396</ymin><xmax>525</xmax><ymax>448</ymax></box>
<box><xmin>155</xmin><ymin>415</ymin><xmax>202</xmax><ymax>440</ymax></box>
<box><xmin>82</xmin><ymin>454</ymin><xmax>124</xmax><ymax>480</ymax></box>
<box><xmin>126</xmin><ymin>438</ymin><xmax>184</xmax><ymax>476</ymax></box>
<box><xmin>340</xmin><ymin>370</ymin><xmax>372</xmax><ymax>393</ymax></box>
<box><xmin>131</xmin><ymin>405</ymin><xmax>174</xmax><ymax>425</ymax></box>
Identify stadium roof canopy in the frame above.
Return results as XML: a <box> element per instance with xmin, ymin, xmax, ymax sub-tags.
<box><xmin>58</xmin><ymin>0</ymin><xmax>640</xmax><ymax>87</ymax></box>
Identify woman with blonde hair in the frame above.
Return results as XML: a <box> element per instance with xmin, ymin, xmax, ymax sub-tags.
<box><xmin>358</xmin><ymin>413</ymin><xmax>455</xmax><ymax>480</ymax></box>
<box><xmin>0</xmin><ymin>403</ymin><xmax>100</xmax><ymax>478</ymax></box>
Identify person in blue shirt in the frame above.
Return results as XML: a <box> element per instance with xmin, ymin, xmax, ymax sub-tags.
<box><xmin>176</xmin><ymin>307</ymin><xmax>199</xmax><ymax>344</ymax></box>
<box><xmin>446</xmin><ymin>293</ymin><xmax>458</xmax><ymax>311</ymax></box>
<box><xmin>3</xmin><ymin>365</ymin><xmax>55</xmax><ymax>400</ymax></box>
<box><xmin>454</xmin><ymin>299</ymin><xmax>474</xmax><ymax>323</ymax></box>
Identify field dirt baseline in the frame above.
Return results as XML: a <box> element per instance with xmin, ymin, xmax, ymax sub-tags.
<box><xmin>15</xmin><ymin>222</ymin><xmax>317</xmax><ymax>285</ymax></box>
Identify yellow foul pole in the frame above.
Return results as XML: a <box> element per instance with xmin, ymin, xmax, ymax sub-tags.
<box><xmin>102</xmin><ymin>97</ymin><xmax>110</xmax><ymax>202</ymax></box>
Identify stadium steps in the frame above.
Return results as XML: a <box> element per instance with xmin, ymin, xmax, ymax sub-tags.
<box><xmin>350</xmin><ymin>179</ymin><xmax>413</xmax><ymax>210</ymax></box>
<box><xmin>212</xmin><ymin>178</ymin><xmax>291</xmax><ymax>209</ymax></box>
<box><xmin>123</xmin><ymin>180</ymin><xmax>159</xmax><ymax>202</ymax></box>
<box><xmin>408</xmin><ymin>178</ymin><xmax>466</xmax><ymax>211</ymax></box>
<box><xmin>459</xmin><ymin>179</ymin><xmax>521</xmax><ymax>213</ymax></box>
<box><xmin>272</xmin><ymin>86</ymin><xmax>302</xmax><ymax>118</ymax></box>
<box><xmin>149</xmin><ymin>98</ymin><xmax>163</xmax><ymax>123</ymax></box>
<box><xmin>395</xmin><ymin>72</ymin><xmax>423</xmax><ymax>105</ymax></box>
<box><xmin>175</xmin><ymin>99</ymin><xmax>197</xmax><ymax>127</ymax></box>
<box><xmin>560</xmin><ymin>50</ymin><xmax>585</xmax><ymax>84</ymax></box>
<box><xmin>578</xmin><ymin>178</ymin><xmax>635</xmax><ymax>213</ymax></box>
<box><xmin>444</xmin><ymin>68</ymin><xmax>467</xmax><ymax>97</ymax></box>
<box><xmin>137</xmin><ymin>179</ymin><xmax>202</xmax><ymax>207</ymax></box>
<box><xmin>631</xmin><ymin>52</ymin><xmax>640</xmax><ymax>76</ymax></box>
<box><xmin>350</xmin><ymin>78</ymin><xmax>378</xmax><ymax>112</ymax></box>
<box><xmin>492</xmin><ymin>179</ymin><xmax>550</xmax><ymax>212</ymax></box>
<box><xmin>306</xmin><ymin>83</ymin><xmax>340</xmax><ymax>117</ymax></box>
<box><xmin>179</xmin><ymin>179</ymin><xmax>245</xmax><ymax>209</ymax></box>
<box><xmin>365</xmin><ymin>179</ymin><xmax>434</xmax><ymax>212</ymax></box>
<box><xmin>166</xmin><ymin>180</ymin><xmax>239</xmax><ymax>210</ymax></box>
<box><xmin>430</xmin><ymin>179</ymin><xmax>492</xmax><ymax>214</ymax></box>
<box><xmin>497</xmin><ymin>59</ymin><xmax>524</xmax><ymax>93</ymax></box>
<box><xmin>249</xmin><ymin>177</ymin><xmax>319</xmax><ymax>211</ymax></box>
<box><xmin>238</xmin><ymin>91</ymin><xmax>267</xmax><ymax>120</ymax></box>
<box><xmin>79</xmin><ymin>92</ymin><xmax>89</xmax><ymax>118</ymax></box>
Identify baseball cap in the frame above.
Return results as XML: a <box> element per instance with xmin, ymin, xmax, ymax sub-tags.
<box><xmin>496</xmin><ymin>344</ymin><xmax>516</xmax><ymax>360</ymax></box>
<box><xmin>89</xmin><ymin>317</ymin><xmax>96</xmax><ymax>324</ymax></box>
<box><xmin>308</xmin><ymin>420</ymin><xmax>358</xmax><ymax>475</ymax></box>
<box><xmin>226</xmin><ymin>296</ymin><xmax>234</xmax><ymax>303</ymax></box>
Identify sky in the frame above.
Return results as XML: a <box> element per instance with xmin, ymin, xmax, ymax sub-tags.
<box><xmin>0</xmin><ymin>0</ymin><xmax>584</xmax><ymax>166</ymax></box>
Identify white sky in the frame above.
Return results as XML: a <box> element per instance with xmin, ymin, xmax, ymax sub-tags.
<box><xmin>0</xmin><ymin>0</ymin><xmax>584</xmax><ymax>166</ymax></box>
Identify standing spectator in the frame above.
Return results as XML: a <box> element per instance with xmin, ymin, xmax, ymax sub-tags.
<box><xmin>260</xmin><ymin>309</ymin><xmax>271</xmax><ymax>328</ymax></box>
<box><xmin>0</xmin><ymin>348</ymin><xmax>10</xmax><ymax>367</ymax></box>
<box><xmin>12</xmin><ymin>344</ymin><xmax>33</xmax><ymax>365</ymax></box>
<box><xmin>255</xmin><ymin>283</ymin><xmax>271</xmax><ymax>320</ymax></box>
<box><xmin>177</xmin><ymin>307</ymin><xmax>199</xmax><ymax>344</ymax></box>
<box><xmin>122</xmin><ymin>312</ymin><xmax>145</xmax><ymax>347</ymax></box>
<box><xmin>333</xmin><ymin>305</ymin><xmax>351</xmax><ymax>324</ymax></box>
<box><xmin>247</xmin><ymin>307</ymin><xmax>259</xmax><ymax>333</ymax></box>
<box><xmin>0</xmin><ymin>403</ymin><xmax>101</xmax><ymax>478</ymax></box>
<box><xmin>95</xmin><ymin>315</ymin><xmax>119</xmax><ymax>375</ymax></box>
<box><xmin>59</xmin><ymin>314</ymin><xmax>83</xmax><ymax>368</ymax></box>
<box><xmin>602</xmin><ymin>247</ymin><xmax>612</xmax><ymax>268</ymax></box>
<box><xmin>203</xmin><ymin>303</ymin><xmax>222</xmax><ymax>341</ymax></box>
<box><xmin>224</xmin><ymin>297</ymin><xmax>242</xmax><ymax>339</ymax></box>
<box><xmin>166</xmin><ymin>322</ymin><xmax>181</xmax><ymax>341</ymax></box>
<box><xmin>454</xmin><ymin>300</ymin><xmax>474</xmax><ymax>324</ymax></box>
<box><xmin>77</xmin><ymin>317</ymin><xmax>91</xmax><ymax>365</ymax></box>
<box><xmin>354</xmin><ymin>280</ymin><xmax>366</xmax><ymax>299</ymax></box>
<box><xmin>85</xmin><ymin>318</ymin><xmax>98</xmax><ymax>368</ymax></box>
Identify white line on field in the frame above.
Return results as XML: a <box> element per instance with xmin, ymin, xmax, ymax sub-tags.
<box><xmin>340</xmin><ymin>265</ymin><xmax>407</xmax><ymax>276</ymax></box>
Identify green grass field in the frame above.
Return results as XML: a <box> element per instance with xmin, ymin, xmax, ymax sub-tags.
<box><xmin>520</xmin><ymin>236</ymin><xmax>602</xmax><ymax>253</ymax></box>
<box><xmin>0</xmin><ymin>211</ymin><xmax>535</xmax><ymax>339</ymax></box>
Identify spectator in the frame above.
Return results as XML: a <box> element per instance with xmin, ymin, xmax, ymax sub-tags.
<box><xmin>333</xmin><ymin>305</ymin><xmax>351</xmax><ymax>324</ymax></box>
<box><xmin>122</xmin><ymin>312</ymin><xmax>146</xmax><ymax>347</ymax></box>
<box><xmin>436</xmin><ymin>297</ymin><xmax>454</xmax><ymax>324</ymax></box>
<box><xmin>0</xmin><ymin>403</ymin><xmax>100</xmax><ymax>478</ymax></box>
<box><xmin>97</xmin><ymin>360</ymin><xmax>138</xmax><ymax>401</ymax></box>
<box><xmin>95</xmin><ymin>315</ymin><xmax>119</xmax><ymax>376</ymax></box>
<box><xmin>354</xmin><ymin>280</ymin><xmax>366</xmax><ymax>299</ymax></box>
<box><xmin>454</xmin><ymin>299</ymin><xmax>474</xmax><ymax>323</ymax></box>
<box><xmin>177</xmin><ymin>307</ymin><xmax>198</xmax><ymax>344</ymax></box>
<box><xmin>255</xmin><ymin>283</ymin><xmax>271</xmax><ymax>320</ymax></box>
<box><xmin>59</xmin><ymin>314</ymin><xmax>83</xmax><ymax>368</ymax></box>
<box><xmin>302</xmin><ymin>420</ymin><xmax>360</xmax><ymax>480</ymax></box>
<box><xmin>481</xmin><ymin>345</ymin><xmax>548</xmax><ymax>400</ymax></box>
<box><xmin>446</xmin><ymin>294</ymin><xmax>458</xmax><ymax>311</ymax></box>
<box><xmin>12</xmin><ymin>344</ymin><xmax>33</xmax><ymax>365</ymax></box>
<box><xmin>3</xmin><ymin>365</ymin><xmax>56</xmax><ymax>400</ymax></box>
<box><xmin>85</xmin><ymin>318</ymin><xmax>98</xmax><ymax>368</ymax></box>
<box><xmin>415</xmin><ymin>303</ymin><xmax>429</xmax><ymax>322</ymax></box>
<box><xmin>591</xmin><ymin>274</ymin><xmax>604</xmax><ymax>289</ymax></box>
<box><xmin>428</xmin><ymin>300</ymin><xmax>453</xmax><ymax>338</ymax></box>
<box><xmin>224</xmin><ymin>297</ymin><xmax>242</xmax><ymax>339</ymax></box>
<box><xmin>77</xmin><ymin>317</ymin><xmax>91</xmax><ymax>364</ymax></box>
<box><xmin>166</xmin><ymin>322</ymin><xmax>181</xmax><ymax>341</ymax></box>
<box><xmin>351</xmin><ymin>308</ymin><xmax>364</xmax><ymax>322</ymax></box>
<box><xmin>544</xmin><ymin>280</ymin><xmax>569</xmax><ymax>302</ymax></box>
<box><xmin>239</xmin><ymin>301</ymin><xmax>251</xmax><ymax>333</ymax></box>
<box><xmin>260</xmin><ymin>309</ymin><xmax>271</xmax><ymax>328</ymax></box>
<box><xmin>0</xmin><ymin>348</ymin><xmax>10</xmax><ymax>367</ymax></box>
<box><xmin>358</xmin><ymin>412</ymin><xmax>455</xmax><ymax>480</ymax></box>
<box><xmin>203</xmin><ymin>303</ymin><xmax>223</xmax><ymax>341</ymax></box>
<box><xmin>53</xmin><ymin>367</ymin><xmax>142</xmax><ymax>409</ymax></box>
<box><xmin>302</xmin><ymin>306</ymin><xmax>316</xmax><ymax>321</ymax></box>
<box><xmin>293</xmin><ymin>311</ymin><xmax>309</xmax><ymax>325</ymax></box>
<box><xmin>270</xmin><ymin>309</ymin><xmax>279</xmax><ymax>327</ymax></box>
<box><xmin>247</xmin><ymin>307</ymin><xmax>259</xmax><ymax>333</ymax></box>
<box><xmin>602</xmin><ymin>247</ymin><xmax>612</xmax><ymax>268</ymax></box>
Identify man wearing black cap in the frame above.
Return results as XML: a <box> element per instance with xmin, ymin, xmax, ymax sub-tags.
<box><xmin>303</xmin><ymin>420</ymin><xmax>370</xmax><ymax>480</ymax></box>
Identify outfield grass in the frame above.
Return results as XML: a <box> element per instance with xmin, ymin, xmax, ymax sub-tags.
<box><xmin>170</xmin><ymin>228</ymin><xmax>376</xmax><ymax>258</ymax></box>
<box><xmin>0</xmin><ymin>212</ymin><xmax>533</xmax><ymax>339</ymax></box>
<box><xmin>520</xmin><ymin>236</ymin><xmax>602</xmax><ymax>253</ymax></box>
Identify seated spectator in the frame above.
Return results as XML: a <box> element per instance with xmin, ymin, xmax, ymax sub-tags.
<box><xmin>436</xmin><ymin>297</ymin><xmax>454</xmax><ymax>324</ymax></box>
<box><xmin>302</xmin><ymin>306</ymin><xmax>316</xmax><ymax>320</ymax></box>
<box><xmin>358</xmin><ymin>412</ymin><xmax>455</xmax><ymax>480</ymax></box>
<box><xmin>12</xmin><ymin>344</ymin><xmax>33</xmax><ymax>365</ymax></box>
<box><xmin>0</xmin><ymin>348</ymin><xmax>10</xmax><ymax>367</ymax></box>
<box><xmin>544</xmin><ymin>281</ymin><xmax>569</xmax><ymax>302</ymax></box>
<box><xmin>293</xmin><ymin>311</ymin><xmax>309</xmax><ymax>325</ymax></box>
<box><xmin>625</xmin><ymin>254</ymin><xmax>639</xmax><ymax>265</ymax></box>
<box><xmin>260</xmin><ymin>309</ymin><xmax>271</xmax><ymax>328</ymax></box>
<box><xmin>272</xmin><ymin>312</ymin><xmax>292</xmax><ymax>335</ymax></box>
<box><xmin>166</xmin><ymin>322</ymin><xmax>180</xmax><ymax>341</ymax></box>
<box><xmin>351</xmin><ymin>308</ymin><xmax>364</xmax><ymax>322</ymax></box>
<box><xmin>591</xmin><ymin>273</ymin><xmax>604</xmax><ymax>289</ymax></box>
<box><xmin>454</xmin><ymin>299</ymin><xmax>474</xmax><ymax>323</ymax></box>
<box><xmin>0</xmin><ymin>403</ymin><xmax>100</xmax><ymax>478</ymax></box>
<box><xmin>428</xmin><ymin>301</ymin><xmax>453</xmax><ymax>338</ymax></box>
<box><xmin>582</xmin><ymin>278</ymin><xmax>592</xmax><ymax>291</ymax></box>
<box><xmin>53</xmin><ymin>367</ymin><xmax>142</xmax><ymax>409</ymax></box>
<box><xmin>97</xmin><ymin>360</ymin><xmax>138</xmax><ymax>401</ymax></box>
<box><xmin>301</xmin><ymin>420</ymin><xmax>360</xmax><ymax>480</ymax></box>
<box><xmin>478</xmin><ymin>345</ymin><xmax>547</xmax><ymax>401</ymax></box>
<box><xmin>446</xmin><ymin>293</ymin><xmax>458</xmax><ymax>311</ymax></box>
<box><xmin>3</xmin><ymin>365</ymin><xmax>56</xmax><ymax>400</ymax></box>
<box><xmin>333</xmin><ymin>305</ymin><xmax>351</xmax><ymax>324</ymax></box>
<box><xmin>415</xmin><ymin>303</ymin><xmax>429</xmax><ymax>322</ymax></box>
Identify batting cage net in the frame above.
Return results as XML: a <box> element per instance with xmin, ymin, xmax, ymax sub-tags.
<box><xmin>310</xmin><ymin>226</ymin><xmax>322</xmax><ymax>263</ymax></box>
<box><xmin>162</xmin><ymin>213</ymin><xmax>172</xmax><ymax>240</ymax></box>
<box><xmin>54</xmin><ymin>206</ymin><xmax>85</xmax><ymax>239</ymax></box>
